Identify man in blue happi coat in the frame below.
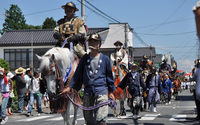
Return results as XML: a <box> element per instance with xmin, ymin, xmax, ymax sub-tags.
<box><xmin>117</xmin><ymin>63</ymin><xmax>146</xmax><ymax>119</ymax></box>
<box><xmin>161</xmin><ymin>74</ymin><xmax>173</xmax><ymax>105</ymax></box>
<box><xmin>62</xmin><ymin>33</ymin><xmax>115</xmax><ymax>125</ymax></box>
<box><xmin>146</xmin><ymin>67</ymin><xmax>162</xmax><ymax>113</ymax></box>
<box><xmin>191</xmin><ymin>59</ymin><xmax>200</xmax><ymax>120</ymax></box>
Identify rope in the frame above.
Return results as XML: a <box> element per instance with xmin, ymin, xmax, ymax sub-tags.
<box><xmin>65</xmin><ymin>93</ymin><xmax>117</xmax><ymax>110</ymax></box>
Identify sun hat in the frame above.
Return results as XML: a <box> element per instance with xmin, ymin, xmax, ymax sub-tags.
<box><xmin>15</xmin><ymin>67</ymin><xmax>26</xmax><ymax>74</ymax></box>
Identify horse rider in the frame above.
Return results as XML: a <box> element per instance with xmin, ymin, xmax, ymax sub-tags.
<box><xmin>110</xmin><ymin>41</ymin><xmax>128</xmax><ymax>116</ymax></box>
<box><xmin>110</xmin><ymin>41</ymin><xmax>128</xmax><ymax>69</ymax></box>
<box><xmin>170</xmin><ymin>57</ymin><xmax>177</xmax><ymax>75</ymax></box>
<box><xmin>117</xmin><ymin>63</ymin><xmax>146</xmax><ymax>119</ymax></box>
<box><xmin>62</xmin><ymin>33</ymin><xmax>115</xmax><ymax>125</ymax></box>
<box><xmin>53</xmin><ymin>1</ymin><xmax>87</xmax><ymax>58</ymax></box>
<box><xmin>160</xmin><ymin>59</ymin><xmax>171</xmax><ymax>74</ymax></box>
<box><xmin>140</xmin><ymin>55</ymin><xmax>152</xmax><ymax>71</ymax></box>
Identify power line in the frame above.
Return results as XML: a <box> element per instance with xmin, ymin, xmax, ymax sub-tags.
<box><xmin>24</xmin><ymin>8</ymin><xmax>60</xmax><ymax>16</ymax></box>
<box><xmin>134</xmin><ymin>17</ymin><xmax>193</xmax><ymax>29</ymax></box>
<box><xmin>76</xmin><ymin>0</ymin><xmax>116</xmax><ymax>23</ymax></box>
<box><xmin>150</xmin><ymin>0</ymin><xmax>187</xmax><ymax>32</ymax></box>
<box><xmin>80</xmin><ymin>1</ymin><xmax>150</xmax><ymax>47</ymax></box>
<box><xmin>137</xmin><ymin>31</ymin><xmax>195</xmax><ymax>36</ymax></box>
<box><xmin>84</xmin><ymin>0</ymin><xmax>120</xmax><ymax>23</ymax></box>
<box><xmin>133</xmin><ymin>31</ymin><xmax>150</xmax><ymax>47</ymax></box>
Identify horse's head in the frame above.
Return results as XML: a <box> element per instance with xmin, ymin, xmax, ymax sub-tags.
<box><xmin>37</xmin><ymin>47</ymin><xmax>73</xmax><ymax>95</ymax></box>
<box><xmin>37</xmin><ymin>53</ymin><xmax>57</xmax><ymax>94</ymax></box>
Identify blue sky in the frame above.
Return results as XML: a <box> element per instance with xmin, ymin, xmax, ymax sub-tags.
<box><xmin>0</xmin><ymin>0</ymin><xmax>199</xmax><ymax>72</ymax></box>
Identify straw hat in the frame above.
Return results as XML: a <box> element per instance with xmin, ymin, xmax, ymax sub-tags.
<box><xmin>15</xmin><ymin>67</ymin><xmax>26</xmax><ymax>74</ymax></box>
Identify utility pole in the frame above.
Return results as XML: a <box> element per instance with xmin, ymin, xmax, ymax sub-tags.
<box><xmin>124</xmin><ymin>23</ymin><xmax>128</xmax><ymax>49</ymax></box>
<box><xmin>81</xmin><ymin>0</ymin><xmax>85</xmax><ymax>21</ymax></box>
<box><xmin>31</xmin><ymin>31</ymin><xmax>34</xmax><ymax>70</ymax></box>
<box><xmin>193</xmin><ymin>1</ymin><xmax>200</xmax><ymax>58</ymax></box>
<box><xmin>125</xmin><ymin>23</ymin><xmax>130</xmax><ymax>68</ymax></box>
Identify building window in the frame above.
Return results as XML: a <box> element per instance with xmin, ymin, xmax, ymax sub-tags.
<box><xmin>4</xmin><ymin>49</ymin><xmax>32</xmax><ymax>71</ymax></box>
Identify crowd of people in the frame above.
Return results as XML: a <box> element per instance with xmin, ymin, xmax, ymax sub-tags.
<box><xmin>0</xmin><ymin>66</ymin><xmax>50</xmax><ymax>124</ymax></box>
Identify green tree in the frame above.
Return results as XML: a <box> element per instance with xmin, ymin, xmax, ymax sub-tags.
<box><xmin>25</xmin><ymin>24</ymin><xmax>42</xmax><ymax>29</ymax></box>
<box><xmin>1</xmin><ymin>4</ymin><xmax>26</xmax><ymax>34</ymax></box>
<box><xmin>0</xmin><ymin>4</ymin><xmax>42</xmax><ymax>34</ymax></box>
<box><xmin>0</xmin><ymin>58</ymin><xmax>10</xmax><ymax>73</ymax></box>
<box><xmin>42</xmin><ymin>17</ymin><xmax>56</xmax><ymax>29</ymax></box>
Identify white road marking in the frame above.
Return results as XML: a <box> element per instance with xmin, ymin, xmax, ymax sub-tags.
<box><xmin>139</xmin><ymin>113</ymin><xmax>160</xmax><ymax>120</ymax></box>
<box><xmin>77</xmin><ymin>117</ymin><xmax>84</xmax><ymax>120</ymax></box>
<box><xmin>17</xmin><ymin>115</ymin><xmax>53</xmax><ymax>122</ymax></box>
<box><xmin>46</xmin><ymin>115</ymin><xmax>75</xmax><ymax>121</ymax></box>
<box><xmin>169</xmin><ymin>114</ymin><xmax>187</xmax><ymax>121</ymax></box>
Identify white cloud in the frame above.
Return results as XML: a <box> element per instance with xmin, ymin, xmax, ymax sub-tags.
<box><xmin>177</xmin><ymin>59</ymin><xmax>194</xmax><ymax>73</ymax></box>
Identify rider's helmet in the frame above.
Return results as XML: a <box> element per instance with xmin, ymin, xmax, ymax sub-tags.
<box><xmin>88</xmin><ymin>33</ymin><xmax>101</xmax><ymax>42</ymax></box>
<box><xmin>130</xmin><ymin>62</ymin><xmax>138</xmax><ymax>68</ymax></box>
<box><xmin>143</xmin><ymin>55</ymin><xmax>148</xmax><ymax>60</ymax></box>
<box><xmin>62</xmin><ymin>1</ymin><xmax>79</xmax><ymax>11</ymax></box>
<box><xmin>114</xmin><ymin>41</ymin><xmax>123</xmax><ymax>46</ymax></box>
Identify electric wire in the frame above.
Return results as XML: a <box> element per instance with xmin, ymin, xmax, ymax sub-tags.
<box><xmin>150</xmin><ymin>0</ymin><xmax>187</xmax><ymax>32</ymax></box>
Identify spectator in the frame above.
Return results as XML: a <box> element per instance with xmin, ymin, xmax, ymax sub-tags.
<box><xmin>6</xmin><ymin>72</ymin><xmax>15</xmax><ymax>116</ymax></box>
<box><xmin>24</xmin><ymin>68</ymin><xmax>32</xmax><ymax>111</ymax></box>
<box><xmin>14</xmin><ymin>67</ymin><xmax>26</xmax><ymax>113</ymax></box>
<box><xmin>26</xmin><ymin>71</ymin><xmax>43</xmax><ymax>116</ymax></box>
<box><xmin>0</xmin><ymin>67</ymin><xmax>9</xmax><ymax>124</ymax></box>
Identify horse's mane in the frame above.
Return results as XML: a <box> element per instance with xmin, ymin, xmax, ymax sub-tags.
<box><xmin>39</xmin><ymin>47</ymin><xmax>72</xmax><ymax>77</ymax></box>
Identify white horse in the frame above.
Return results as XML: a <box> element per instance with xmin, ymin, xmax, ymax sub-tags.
<box><xmin>37</xmin><ymin>47</ymin><xmax>78</xmax><ymax>125</ymax></box>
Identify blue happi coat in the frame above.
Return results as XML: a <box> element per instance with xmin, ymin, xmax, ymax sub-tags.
<box><xmin>161</xmin><ymin>78</ymin><xmax>173</xmax><ymax>93</ymax></box>
<box><xmin>118</xmin><ymin>72</ymin><xmax>146</xmax><ymax>97</ymax></box>
<box><xmin>146</xmin><ymin>74</ymin><xmax>162</xmax><ymax>104</ymax></box>
<box><xmin>191</xmin><ymin>68</ymin><xmax>200</xmax><ymax>101</ymax></box>
<box><xmin>69</xmin><ymin>53</ymin><xmax>115</xmax><ymax>96</ymax></box>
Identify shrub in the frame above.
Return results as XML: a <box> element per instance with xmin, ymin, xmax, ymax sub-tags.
<box><xmin>0</xmin><ymin>58</ymin><xmax>10</xmax><ymax>73</ymax></box>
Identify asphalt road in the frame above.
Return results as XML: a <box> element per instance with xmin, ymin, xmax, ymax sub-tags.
<box><xmin>5</xmin><ymin>89</ymin><xmax>200</xmax><ymax>125</ymax></box>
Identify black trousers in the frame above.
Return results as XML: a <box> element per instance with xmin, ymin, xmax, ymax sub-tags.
<box><xmin>127</xmin><ymin>97</ymin><xmax>141</xmax><ymax>115</ymax></box>
<box><xmin>193</xmin><ymin>90</ymin><xmax>200</xmax><ymax>118</ymax></box>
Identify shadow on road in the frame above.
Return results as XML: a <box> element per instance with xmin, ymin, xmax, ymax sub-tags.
<box><xmin>143</xmin><ymin>123</ymin><xmax>164</xmax><ymax>125</ymax></box>
<box><xmin>176</xmin><ymin>95</ymin><xmax>194</xmax><ymax>101</ymax></box>
<box><xmin>108</xmin><ymin>123</ymin><xmax>128</xmax><ymax>125</ymax></box>
<box><xmin>175</xmin><ymin>118</ymin><xmax>200</xmax><ymax>125</ymax></box>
